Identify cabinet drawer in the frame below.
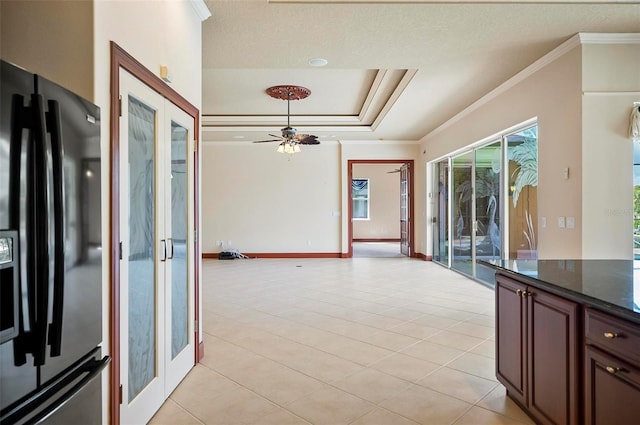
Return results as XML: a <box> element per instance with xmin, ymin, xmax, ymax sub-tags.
<box><xmin>585</xmin><ymin>308</ymin><xmax>640</xmax><ymax>365</ymax></box>
<box><xmin>584</xmin><ymin>346</ymin><xmax>640</xmax><ymax>424</ymax></box>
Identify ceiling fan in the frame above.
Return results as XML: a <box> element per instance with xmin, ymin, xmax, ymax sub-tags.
<box><xmin>252</xmin><ymin>85</ymin><xmax>319</xmax><ymax>153</ymax></box>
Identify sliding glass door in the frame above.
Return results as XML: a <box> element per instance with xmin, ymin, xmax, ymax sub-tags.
<box><xmin>452</xmin><ymin>152</ymin><xmax>474</xmax><ymax>276</ymax></box>
<box><xmin>430</xmin><ymin>123</ymin><xmax>538</xmax><ymax>285</ymax></box>
<box><xmin>432</xmin><ymin>159</ymin><xmax>449</xmax><ymax>265</ymax></box>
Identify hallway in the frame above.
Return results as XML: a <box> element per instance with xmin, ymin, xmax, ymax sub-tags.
<box><xmin>150</xmin><ymin>258</ymin><xmax>532</xmax><ymax>425</ymax></box>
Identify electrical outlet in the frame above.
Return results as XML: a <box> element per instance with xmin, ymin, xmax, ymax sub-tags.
<box><xmin>566</xmin><ymin>217</ymin><xmax>575</xmax><ymax>229</ymax></box>
<box><xmin>558</xmin><ymin>217</ymin><xmax>565</xmax><ymax>229</ymax></box>
<box><xmin>540</xmin><ymin>217</ymin><xmax>547</xmax><ymax>228</ymax></box>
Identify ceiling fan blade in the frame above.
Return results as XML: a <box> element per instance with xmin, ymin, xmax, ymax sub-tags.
<box><xmin>387</xmin><ymin>169</ymin><xmax>401</xmax><ymax>173</ymax></box>
<box><xmin>268</xmin><ymin>134</ymin><xmax>282</xmax><ymax>139</ymax></box>
<box><xmin>252</xmin><ymin>139</ymin><xmax>281</xmax><ymax>143</ymax></box>
<box><xmin>297</xmin><ymin>134</ymin><xmax>320</xmax><ymax>145</ymax></box>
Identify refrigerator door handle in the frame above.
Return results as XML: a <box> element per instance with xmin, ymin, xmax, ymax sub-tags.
<box><xmin>30</xmin><ymin>93</ymin><xmax>50</xmax><ymax>367</ymax></box>
<box><xmin>0</xmin><ymin>351</ymin><xmax>111</xmax><ymax>425</ymax></box>
<box><xmin>9</xmin><ymin>94</ymin><xmax>28</xmax><ymax>366</ymax></box>
<box><xmin>46</xmin><ymin>99</ymin><xmax>65</xmax><ymax>357</ymax></box>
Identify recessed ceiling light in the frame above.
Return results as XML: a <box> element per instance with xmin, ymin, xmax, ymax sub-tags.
<box><xmin>308</xmin><ymin>58</ymin><xmax>328</xmax><ymax>67</ymax></box>
<box><xmin>232</xmin><ymin>135</ymin><xmax>245</xmax><ymax>139</ymax></box>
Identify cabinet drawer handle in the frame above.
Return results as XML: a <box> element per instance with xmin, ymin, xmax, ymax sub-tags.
<box><xmin>605</xmin><ymin>366</ymin><xmax>620</xmax><ymax>374</ymax></box>
<box><xmin>603</xmin><ymin>332</ymin><xmax>618</xmax><ymax>339</ymax></box>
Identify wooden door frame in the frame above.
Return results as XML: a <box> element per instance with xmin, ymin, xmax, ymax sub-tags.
<box><xmin>347</xmin><ymin>159</ymin><xmax>414</xmax><ymax>258</ymax></box>
<box><xmin>109</xmin><ymin>42</ymin><xmax>201</xmax><ymax>425</ymax></box>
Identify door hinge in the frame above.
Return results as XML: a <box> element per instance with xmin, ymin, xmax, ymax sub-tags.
<box><xmin>194</xmin><ymin>320</ymin><xmax>198</xmax><ymax>330</ymax></box>
<box><xmin>119</xmin><ymin>241</ymin><xmax>123</xmax><ymax>260</ymax></box>
<box><xmin>193</xmin><ymin>139</ymin><xmax>197</xmax><ymax>153</ymax></box>
<box><xmin>118</xmin><ymin>96</ymin><xmax>122</xmax><ymax>117</ymax></box>
<box><xmin>119</xmin><ymin>384</ymin><xmax>123</xmax><ymax>404</ymax></box>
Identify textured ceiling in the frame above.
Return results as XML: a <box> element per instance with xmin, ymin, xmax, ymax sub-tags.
<box><xmin>201</xmin><ymin>1</ymin><xmax>640</xmax><ymax>144</ymax></box>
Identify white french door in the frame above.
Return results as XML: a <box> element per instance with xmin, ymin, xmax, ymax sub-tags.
<box><xmin>119</xmin><ymin>69</ymin><xmax>195</xmax><ymax>425</ymax></box>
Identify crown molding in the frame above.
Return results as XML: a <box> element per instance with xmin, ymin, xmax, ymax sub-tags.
<box><xmin>271</xmin><ymin>0</ymin><xmax>640</xmax><ymax>3</ymax></box>
<box><xmin>578</xmin><ymin>33</ymin><xmax>640</xmax><ymax>44</ymax></box>
<box><xmin>190</xmin><ymin>0</ymin><xmax>211</xmax><ymax>21</ymax></box>
<box><xmin>425</xmin><ymin>33</ymin><xmax>590</xmax><ymax>139</ymax></box>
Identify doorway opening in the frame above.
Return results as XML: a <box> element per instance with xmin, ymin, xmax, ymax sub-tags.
<box><xmin>347</xmin><ymin>160</ymin><xmax>414</xmax><ymax>258</ymax></box>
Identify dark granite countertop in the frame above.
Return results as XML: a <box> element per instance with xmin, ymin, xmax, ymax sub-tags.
<box><xmin>479</xmin><ymin>259</ymin><xmax>640</xmax><ymax>324</ymax></box>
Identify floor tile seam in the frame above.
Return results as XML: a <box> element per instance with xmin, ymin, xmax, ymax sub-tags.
<box><xmin>345</xmin><ymin>403</ymin><xmax>421</xmax><ymax>425</ymax></box>
<box><xmin>176</xmin><ymin>366</ymin><xmax>315</xmax><ymax>425</ymax></box>
<box><xmin>203</xmin><ymin>330</ymin><xmax>377</xmax><ymax>388</ymax></box>
<box><xmin>396</xmin><ymin>343</ymin><xmax>467</xmax><ymax>368</ymax></box>
<box><xmin>240</xmin><ymin>309</ymin><xmax>412</xmax><ymax>358</ymax></box>
<box><xmin>447</xmin><ymin>402</ymin><xmax>476</xmax><ymax>425</ymax></box>
<box><xmin>415</xmin><ymin>329</ymin><xmax>494</xmax><ymax>353</ymax></box>
<box><xmin>451</xmin><ymin>404</ymin><xmax>531</xmax><ymax>425</ymax></box>
<box><xmin>191</xmin><ymin>348</ymin><xmax>342</xmax><ymax>421</ymax></box>
<box><xmin>159</xmin><ymin>396</ymin><xmax>207</xmax><ymax>425</ymax></box>
<box><xmin>165</xmin><ymin>395</ymin><xmax>214</xmax><ymax>425</ymax></box>
<box><xmin>410</xmin><ymin>374</ymin><xmax>500</xmax><ymax>406</ymax></box>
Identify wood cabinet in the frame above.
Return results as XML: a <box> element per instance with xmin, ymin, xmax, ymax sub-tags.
<box><xmin>496</xmin><ymin>275</ymin><xmax>579</xmax><ymax>425</ymax></box>
<box><xmin>584</xmin><ymin>309</ymin><xmax>640</xmax><ymax>424</ymax></box>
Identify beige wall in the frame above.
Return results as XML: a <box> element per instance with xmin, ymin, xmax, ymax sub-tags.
<box><xmin>581</xmin><ymin>44</ymin><xmax>640</xmax><ymax>259</ymax></box>
<box><xmin>420</xmin><ymin>45</ymin><xmax>583</xmax><ymax>259</ymax></box>
<box><xmin>201</xmin><ymin>141</ymin><xmax>419</xmax><ymax>255</ymax></box>
<box><xmin>202</xmin><ymin>142</ymin><xmax>342</xmax><ymax>253</ymax></box>
<box><xmin>352</xmin><ymin>163</ymin><xmax>401</xmax><ymax>239</ymax></box>
<box><xmin>0</xmin><ymin>1</ymin><xmax>94</xmax><ymax>101</ymax></box>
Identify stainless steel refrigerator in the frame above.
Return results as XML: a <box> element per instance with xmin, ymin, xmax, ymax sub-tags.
<box><xmin>0</xmin><ymin>60</ymin><xmax>109</xmax><ymax>424</ymax></box>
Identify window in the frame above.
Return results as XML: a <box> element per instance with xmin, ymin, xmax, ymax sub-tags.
<box><xmin>352</xmin><ymin>178</ymin><xmax>369</xmax><ymax>220</ymax></box>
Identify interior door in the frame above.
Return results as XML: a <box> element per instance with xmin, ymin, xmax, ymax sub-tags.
<box><xmin>163</xmin><ymin>103</ymin><xmax>195</xmax><ymax>393</ymax></box>
<box><xmin>400</xmin><ymin>163</ymin><xmax>410</xmax><ymax>256</ymax></box>
<box><xmin>119</xmin><ymin>69</ymin><xmax>194</xmax><ymax>424</ymax></box>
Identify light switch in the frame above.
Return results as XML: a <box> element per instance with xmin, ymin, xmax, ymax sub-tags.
<box><xmin>558</xmin><ymin>217</ymin><xmax>565</xmax><ymax>228</ymax></box>
<box><xmin>541</xmin><ymin>217</ymin><xmax>547</xmax><ymax>228</ymax></box>
<box><xmin>567</xmin><ymin>217</ymin><xmax>575</xmax><ymax>229</ymax></box>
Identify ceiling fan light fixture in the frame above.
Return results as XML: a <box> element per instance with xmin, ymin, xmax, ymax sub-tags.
<box><xmin>277</xmin><ymin>140</ymin><xmax>301</xmax><ymax>154</ymax></box>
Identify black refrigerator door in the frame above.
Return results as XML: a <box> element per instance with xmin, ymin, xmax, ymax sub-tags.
<box><xmin>33</xmin><ymin>74</ymin><xmax>102</xmax><ymax>384</ymax></box>
<box><xmin>0</xmin><ymin>60</ymin><xmax>39</xmax><ymax>410</ymax></box>
<box><xmin>0</xmin><ymin>347</ymin><xmax>110</xmax><ymax>425</ymax></box>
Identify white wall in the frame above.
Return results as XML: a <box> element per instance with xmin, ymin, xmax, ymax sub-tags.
<box><xmin>581</xmin><ymin>43</ymin><xmax>640</xmax><ymax>259</ymax></box>
<box><xmin>420</xmin><ymin>43</ymin><xmax>583</xmax><ymax>259</ymax></box>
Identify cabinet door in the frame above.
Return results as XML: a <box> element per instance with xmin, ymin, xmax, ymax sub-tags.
<box><xmin>527</xmin><ymin>288</ymin><xmax>579</xmax><ymax>425</ymax></box>
<box><xmin>585</xmin><ymin>346</ymin><xmax>640</xmax><ymax>425</ymax></box>
<box><xmin>496</xmin><ymin>276</ymin><xmax>527</xmax><ymax>406</ymax></box>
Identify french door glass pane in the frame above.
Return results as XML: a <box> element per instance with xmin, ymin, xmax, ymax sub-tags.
<box><xmin>170</xmin><ymin>122</ymin><xmax>188</xmax><ymax>359</ymax></box>
<box><xmin>506</xmin><ymin>126</ymin><xmax>538</xmax><ymax>259</ymax></box>
<box><xmin>452</xmin><ymin>152</ymin><xmax>473</xmax><ymax>275</ymax></box>
<box><xmin>433</xmin><ymin>159</ymin><xmax>449</xmax><ymax>265</ymax></box>
<box><xmin>127</xmin><ymin>96</ymin><xmax>157</xmax><ymax>402</ymax></box>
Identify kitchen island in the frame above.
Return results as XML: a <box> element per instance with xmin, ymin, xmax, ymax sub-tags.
<box><xmin>482</xmin><ymin>259</ymin><xmax>640</xmax><ymax>425</ymax></box>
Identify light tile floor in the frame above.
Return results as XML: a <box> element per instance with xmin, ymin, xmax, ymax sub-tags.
<box><xmin>150</xmin><ymin>258</ymin><xmax>534</xmax><ymax>425</ymax></box>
